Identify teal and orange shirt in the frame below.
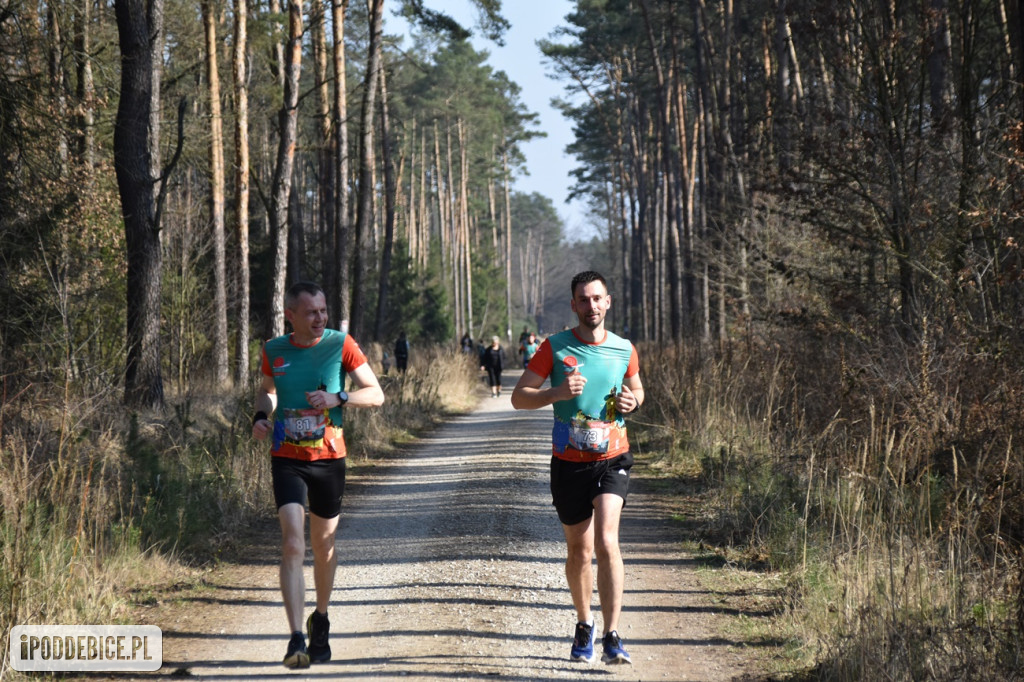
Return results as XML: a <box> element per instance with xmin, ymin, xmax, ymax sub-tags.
<box><xmin>260</xmin><ymin>329</ymin><xmax>367</xmax><ymax>461</ymax></box>
<box><xmin>526</xmin><ymin>328</ymin><xmax>639</xmax><ymax>462</ymax></box>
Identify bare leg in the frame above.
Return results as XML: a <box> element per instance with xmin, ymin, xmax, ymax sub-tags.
<box><xmin>562</xmin><ymin>516</ymin><xmax>595</xmax><ymax>625</ymax></box>
<box><xmin>278</xmin><ymin>503</ymin><xmax>307</xmax><ymax>632</ymax></box>
<box><xmin>308</xmin><ymin>512</ymin><xmax>340</xmax><ymax>614</ymax></box>
<box><xmin>592</xmin><ymin>494</ymin><xmax>625</xmax><ymax>634</ymax></box>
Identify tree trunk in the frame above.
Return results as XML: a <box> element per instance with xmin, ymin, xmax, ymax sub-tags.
<box><xmin>73</xmin><ymin>0</ymin><xmax>96</xmax><ymax>169</ymax></box>
<box><xmin>459</xmin><ymin>119</ymin><xmax>473</xmax><ymax>339</ymax></box>
<box><xmin>266</xmin><ymin>0</ymin><xmax>303</xmax><ymax>339</ymax></box>
<box><xmin>407</xmin><ymin>120</ymin><xmax>418</xmax><ymax>261</ymax></box>
<box><xmin>312</xmin><ymin>0</ymin><xmax>336</xmax><ymax>312</ymax></box>
<box><xmin>268</xmin><ymin>0</ymin><xmax>285</xmax><ymax>87</ymax></box>
<box><xmin>47</xmin><ymin>1</ymin><xmax>68</xmax><ymax>176</ymax></box>
<box><xmin>503</xmin><ymin>151</ymin><xmax>512</xmax><ymax>343</ymax></box>
<box><xmin>418</xmin><ymin>129</ymin><xmax>428</xmax><ymax>269</ymax></box>
<box><xmin>348</xmin><ymin>0</ymin><xmax>383</xmax><ymax>336</ymax></box>
<box><xmin>202</xmin><ymin>0</ymin><xmax>229</xmax><ymax>384</ymax></box>
<box><xmin>331</xmin><ymin>0</ymin><xmax>350</xmax><ymax>326</ymax></box>
<box><xmin>637</xmin><ymin>0</ymin><xmax>681</xmax><ymax>340</ymax></box>
<box><xmin>232</xmin><ymin>0</ymin><xmax>251</xmax><ymax>384</ymax></box>
<box><xmin>445</xmin><ymin>120</ymin><xmax>460</xmax><ymax>335</ymax></box>
<box><xmin>114</xmin><ymin>0</ymin><xmax>165</xmax><ymax>408</ymax></box>
<box><xmin>374</xmin><ymin>57</ymin><xmax>396</xmax><ymax>342</ymax></box>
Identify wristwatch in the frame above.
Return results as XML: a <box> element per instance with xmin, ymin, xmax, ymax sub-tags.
<box><xmin>336</xmin><ymin>391</ymin><xmax>349</xmax><ymax>406</ymax></box>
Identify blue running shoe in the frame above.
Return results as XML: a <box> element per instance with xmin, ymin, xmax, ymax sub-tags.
<box><xmin>601</xmin><ymin>630</ymin><xmax>632</xmax><ymax>665</ymax></box>
<box><xmin>569</xmin><ymin>621</ymin><xmax>596</xmax><ymax>662</ymax></box>
<box><xmin>283</xmin><ymin>631</ymin><xmax>310</xmax><ymax>669</ymax></box>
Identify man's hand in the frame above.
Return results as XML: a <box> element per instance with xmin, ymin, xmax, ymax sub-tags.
<box><xmin>615</xmin><ymin>384</ymin><xmax>639</xmax><ymax>413</ymax></box>
<box><xmin>252</xmin><ymin>417</ymin><xmax>271</xmax><ymax>440</ymax></box>
<box><xmin>559</xmin><ymin>368</ymin><xmax>587</xmax><ymax>400</ymax></box>
<box><xmin>305</xmin><ymin>390</ymin><xmax>338</xmax><ymax>410</ymax></box>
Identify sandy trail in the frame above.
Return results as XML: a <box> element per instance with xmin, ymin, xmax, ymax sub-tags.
<box><xmin>150</xmin><ymin>378</ymin><xmax>764</xmax><ymax>681</ymax></box>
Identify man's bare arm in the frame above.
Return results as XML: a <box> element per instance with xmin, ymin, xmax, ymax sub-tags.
<box><xmin>252</xmin><ymin>373</ymin><xmax>277</xmax><ymax>440</ymax></box>
<box><xmin>511</xmin><ymin>368</ymin><xmax>582</xmax><ymax>410</ymax></box>
<box><xmin>344</xmin><ymin>362</ymin><xmax>385</xmax><ymax>407</ymax></box>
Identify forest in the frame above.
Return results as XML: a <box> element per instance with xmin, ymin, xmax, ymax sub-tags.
<box><xmin>2</xmin><ymin>0</ymin><xmax>1024</xmax><ymax>679</ymax></box>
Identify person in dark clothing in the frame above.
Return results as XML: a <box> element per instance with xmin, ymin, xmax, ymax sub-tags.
<box><xmin>394</xmin><ymin>331</ymin><xmax>410</xmax><ymax>373</ymax></box>
<box><xmin>460</xmin><ymin>331</ymin><xmax>474</xmax><ymax>354</ymax></box>
<box><xmin>480</xmin><ymin>335</ymin><xmax>505</xmax><ymax>398</ymax></box>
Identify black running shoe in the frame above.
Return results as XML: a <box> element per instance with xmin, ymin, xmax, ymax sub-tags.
<box><xmin>306</xmin><ymin>610</ymin><xmax>331</xmax><ymax>663</ymax></box>
<box><xmin>283</xmin><ymin>631</ymin><xmax>310</xmax><ymax>669</ymax></box>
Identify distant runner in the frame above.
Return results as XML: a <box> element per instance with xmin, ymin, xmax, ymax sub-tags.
<box><xmin>511</xmin><ymin>270</ymin><xmax>643</xmax><ymax>666</ymax></box>
<box><xmin>480</xmin><ymin>335</ymin><xmax>505</xmax><ymax>398</ymax></box>
<box><xmin>519</xmin><ymin>332</ymin><xmax>539</xmax><ymax>368</ymax></box>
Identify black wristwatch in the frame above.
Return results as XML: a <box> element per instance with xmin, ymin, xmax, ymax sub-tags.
<box><xmin>336</xmin><ymin>391</ymin><xmax>348</xmax><ymax>406</ymax></box>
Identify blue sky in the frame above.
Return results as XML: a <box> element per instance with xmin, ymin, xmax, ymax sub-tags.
<box><xmin>386</xmin><ymin>1</ymin><xmax>593</xmax><ymax>239</ymax></box>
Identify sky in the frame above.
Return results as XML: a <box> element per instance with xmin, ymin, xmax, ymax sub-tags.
<box><xmin>385</xmin><ymin>1</ymin><xmax>593</xmax><ymax>240</ymax></box>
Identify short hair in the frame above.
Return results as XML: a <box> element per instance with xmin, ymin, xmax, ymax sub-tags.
<box><xmin>570</xmin><ymin>271</ymin><xmax>608</xmax><ymax>296</ymax></box>
<box><xmin>285</xmin><ymin>281</ymin><xmax>324</xmax><ymax>309</ymax></box>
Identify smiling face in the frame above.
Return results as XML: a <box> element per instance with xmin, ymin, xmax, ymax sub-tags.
<box><xmin>285</xmin><ymin>291</ymin><xmax>328</xmax><ymax>344</ymax></box>
<box><xmin>570</xmin><ymin>279</ymin><xmax>611</xmax><ymax>332</ymax></box>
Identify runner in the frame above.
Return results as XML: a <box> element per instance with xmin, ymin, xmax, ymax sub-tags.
<box><xmin>394</xmin><ymin>331</ymin><xmax>410</xmax><ymax>373</ymax></box>
<box><xmin>519</xmin><ymin>332</ymin><xmax>539</xmax><ymax>368</ymax></box>
<box><xmin>480</xmin><ymin>335</ymin><xmax>505</xmax><ymax>398</ymax></box>
<box><xmin>510</xmin><ymin>270</ymin><xmax>644</xmax><ymax>666</ymax></box>
<box><xmin>252</xmin><ymin>281</ymin><xmax>385</xmax><ymax>668</ymax></box>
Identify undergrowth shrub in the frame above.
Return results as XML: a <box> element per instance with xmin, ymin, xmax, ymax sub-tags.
<box><xmin>639</xmin><ymin>325</ymin><xmax>1024</xmax><ymax>679</ymax></box>
<box><xmin>347</xmin><ymin>342</ymin><xmax>480</xmax><ymax>457</ymax></box>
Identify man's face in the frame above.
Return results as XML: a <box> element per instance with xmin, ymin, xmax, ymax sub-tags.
<box><xmin>570</xmin><ymin>280</ymin><xmax>610</xmax><ymax>330</ymax></box>
<box><xmin>285</xmin><ymin>292</ymin><xmax>328</xmax><ymax>340</ymax></box>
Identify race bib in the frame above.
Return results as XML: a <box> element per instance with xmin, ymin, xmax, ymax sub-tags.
<box><xmin>568</xmin><ymin>419</ymin><xmax>611</xmax><ymax>454</ymax></box>
<box><xmin>280</xmin><ymin>407</ymin><xmax>327</xmax><ymax>445</ymax></box>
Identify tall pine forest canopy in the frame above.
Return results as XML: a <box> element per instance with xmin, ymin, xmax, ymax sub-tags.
<box><xmin>1</xmin><ymin>0</ymin><xmax>565</xmax><ymax>407</ymax></box>
<box><xmin>2</xmin><ymin>0</ymin><xmax>1023</xmax><ymax>411</ymax></box>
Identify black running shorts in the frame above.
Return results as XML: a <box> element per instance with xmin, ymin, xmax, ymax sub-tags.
<box><xmin>271</xmin><ymin>456</ymin><xmax>346</xmax><ymax>519</ymax></box>
<box><xmin>549</xmin><ymin>452</ymin><xmax>633</xmax><ymax>526</ymax></box>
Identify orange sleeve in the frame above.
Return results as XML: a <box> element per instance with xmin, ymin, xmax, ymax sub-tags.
<box><xmin>625</xmin><ymin>345</ymin><xmax>639</xmax><ymax>378</ymax></box>
<box><xmin>260</xmin><ymin>344</ymin><xmax>272</xmax><ymax>376</ymax></box>
<box><xmin>342</xmin><ymin>334</ymin><xmax>369</xmax><ymax>372</ymax></box>
<box><xmin>526</xmin><ymin>339</ymin><xmax>554</xmax><ymax>377</ymax></box>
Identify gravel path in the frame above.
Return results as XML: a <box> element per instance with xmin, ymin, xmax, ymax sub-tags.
<box><xmin>153</xmin><ymin>377</ymin><xmax>765</xmax><ymax>681</ymax></box>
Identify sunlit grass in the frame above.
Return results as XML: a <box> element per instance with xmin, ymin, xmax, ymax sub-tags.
<box><xmin>637</xmin><ymin>337</ymin><xmax>1024</xmax><ymax>680</ymax></box>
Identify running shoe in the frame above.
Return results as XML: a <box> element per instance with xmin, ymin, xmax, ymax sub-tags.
<box><xmin>283</xmin><ymin>631</ymin><xmax>310</xmax><ymax>669</ymax></box>
<box><xmin>306</xmin><ymin>610</ymin><xmax>331</xmax><ymax>663</ymax></box>
<box><xmin>569</xmin><ymin>621</ymin><xmax>595</xmax><ymax>662</ymax></box>
<box><xmin>601</xmin><ymin>630</ymin><xmax>632</xmax><ymax>665</ymax></box>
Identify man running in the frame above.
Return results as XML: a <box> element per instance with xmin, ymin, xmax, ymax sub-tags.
<box><xmin>252</xmin><ymin>281</ymin><xmax>385</xmax><ymax>668</ymax></box>
<box><xmin>511</xmin><ymin>270</ymin><xmax>643</xmax><ymax>666</ymax></box>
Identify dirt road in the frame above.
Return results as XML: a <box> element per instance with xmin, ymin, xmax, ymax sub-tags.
<box><xmin>155</xmin><ymin>377</ymin><xmax>768</xmax><ymax>681</ymax></box>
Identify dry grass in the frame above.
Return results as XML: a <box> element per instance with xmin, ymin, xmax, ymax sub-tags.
<box><xmin>0</xmin><ymin>345</ymin><xmax>479</xmax><ymax>680</ymax></box>
<box><xmin>344</xmin><ymin>342</ymin><xmax>481</xmax><ymax>459</ymax></box>
<box><xmin>637</xmin><ymin>331</ymin><xmax>1024</xmax><ymax>680</ymax></box>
